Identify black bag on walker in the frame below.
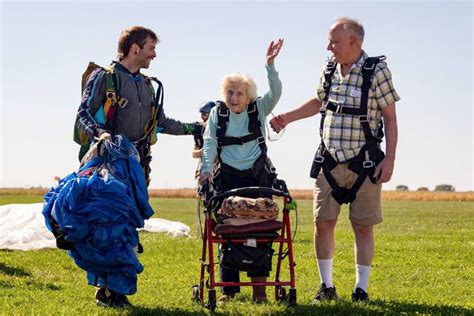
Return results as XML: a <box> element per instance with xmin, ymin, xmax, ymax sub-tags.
<box><xmin>221</xmin><ymin>241</ymin><xmax>274</xmax><ymax>272</ymax></box>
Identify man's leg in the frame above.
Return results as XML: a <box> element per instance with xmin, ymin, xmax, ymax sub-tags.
<box><xmin>352</xmin><ymin>222</ymin><xmax>374</xmax><ymax>266</ymax></box>
<box><xmin>312</xmin><ymin>166</ymin><xmax>342</xmax><ymax>303</ymax></box>
<box><xmin>349</xmin><ymin>171</ymin><xmax>382</xmax><ymax>302</ymax></box>
<box><xmin>315</xmin><ymin>220</ymin><xmax>337</xmax><ymax>287</ymax></box>
<box><xmin>313</xmin><ymin>219</ymin><xmax>339</xmax><ymax>303</ymax></box>
<box><xmin>351</xmin><ymin>222</ymin><xmax>373</xmax><ymax>302</ymax></box>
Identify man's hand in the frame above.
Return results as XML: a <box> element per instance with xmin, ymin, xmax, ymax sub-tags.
<box><xmin>266</xmin><ymin>39</ymin><xmax>284</xmax><ymax>65</ymax></box>
<box><xmin>270</xmin><ymin>114</ymin><xmax>288</xmax><ymax>133</ymax></box>
<box><xmin>98</xmin><ymin>132</ymin><xmax>112</xmax><ymax>141</ymax></box>
<box><xmin>192</xmin><ymin>148</ymin><xmax>202</xmax><ymax>159</ymax></box>
<box><xmin>374</xmin><ymin>156</ymin><xmax>395</xmax><ymax>184</ymax></box>
<box><xmin>193</xmin><ymin>122</ymin><xmax>204</xmax><ymax>136</ymax></box>
<box><xmin>184</xmin><ymin>122</ymin><xmax>204</xmax><ymax>136</ymax></box>
<box><xmin>199</xmin><ymin>172</ymin><xmax>213</xmax><ymax>185</ymax></box>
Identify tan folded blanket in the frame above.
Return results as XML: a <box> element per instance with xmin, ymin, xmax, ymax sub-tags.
<box><xmin>221</xmin><ymin>196</ymin><xmax>279</xmax><ymax>220</ymax></box>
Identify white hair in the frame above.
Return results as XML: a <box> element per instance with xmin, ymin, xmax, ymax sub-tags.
<box><xmin>221</xmin><ymin>72</ymin><xmax>258</xmax><ymax>102</ymax></box>
<box><xmin>334</xmin><ymin>17</ymin><xmax>365</xmax><ymax>43</ymax></box>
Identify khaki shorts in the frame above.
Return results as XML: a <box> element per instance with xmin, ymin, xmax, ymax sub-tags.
<box><xmin>313</xmin><ymin>163</ymin><xmax>382</xmax><ymax>225</ymax></box>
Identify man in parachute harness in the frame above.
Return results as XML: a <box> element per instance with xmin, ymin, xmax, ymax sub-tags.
<box><xmin>75</xmin><ymin>25</ymin><xmax>202</xmax><ymax>187</ymax></box>
<box><xmin>271</xmin><ymin>18</ymin><xmax>400</xmax><ymax>303</ymax></box>
<box><xmin>199</xmin><ymin>39</ymin><xmax>284</xmax><ymax>303</ymax></box>
<box><xmin>75</xmin><ymin>26</ymin><xmax>202</xmax><ymax>308</ymax></box>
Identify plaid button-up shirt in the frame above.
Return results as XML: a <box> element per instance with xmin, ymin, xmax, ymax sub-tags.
<box><xmin>316</xmin><ymin>51</ymin><xmax>400</xmax><ymax>163</ymax></box>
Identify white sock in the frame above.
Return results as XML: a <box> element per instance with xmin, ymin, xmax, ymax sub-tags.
<box><xmin>317</xmin><ymin>258</ymin><xmax>334</xmax><ymax>288</ymax></box>
<box><xmin>355</xmin><ymin>264</ymin><xmax>371</xmax><ymax>292</ymax></box>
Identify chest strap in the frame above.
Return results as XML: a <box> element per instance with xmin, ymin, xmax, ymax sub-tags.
<box><xmin>319</xmin><ymin>56</ymin><xmax>385</xmax><ymax>143</ymax></box>
<box><xmin>216</xmin><ymin>101</ymin><xmax>267</xmax><ymax>156</ymax></box>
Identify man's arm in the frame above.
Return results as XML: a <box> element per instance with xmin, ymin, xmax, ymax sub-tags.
<box><xmin>270</xmin><ymin>97</ymin><xmax>322</xmax><ymax>132</ymax></box>
<box><xmin>156</xmin><ymin>106</ymin><xmax>201</xmax><ymax>136</ymax></box>
<box><xmin>374</xmin><ymin>102</ymin><xmax>398</xmax><ymax>184</ymax></box>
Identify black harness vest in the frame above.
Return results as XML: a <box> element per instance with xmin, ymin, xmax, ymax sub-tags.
<box><xmin>310</xmin><ymin>56</ymin><xmax>386</xmax><ymax>204</ymax></box>
<box><xmin>213</xmin><ymin>101</ymin><xmax>277</xmax><ymax>190</ymax></box>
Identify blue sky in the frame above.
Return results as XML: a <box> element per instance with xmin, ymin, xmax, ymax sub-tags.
<box><xmin>1</xmin><ymin>1</ymin><xmax>472</xmax><ymax>191</ymax></box>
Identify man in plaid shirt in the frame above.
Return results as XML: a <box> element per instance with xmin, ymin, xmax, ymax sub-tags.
<box><xmin>271</xmin><ymin>17</ymin><xmax>400</xmax><ymax>303</ymax></box>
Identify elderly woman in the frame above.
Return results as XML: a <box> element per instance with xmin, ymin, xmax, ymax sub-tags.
<box><xmin>199</xmin><ymin>39</ymin><xmax>283</xmax><ymax>303</ymax></box>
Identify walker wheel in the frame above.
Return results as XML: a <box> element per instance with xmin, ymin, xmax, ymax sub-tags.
<box><xmin>275</xmin><ymin>286</ymin><xmax>287</xmax><ymax>302</ymax></box>
<box><xmin>207</xmin><ymin>289</ymin><xmax>216</xmax><ymax>311</ymax></box>
<box><xmin>287</xmin><ymin>288</ymin><xmax>297</xmax><ymax>307</ymax></box>
<box><xmin>191</xmin><ymin>285</ymin><xmax>200</xmax><ymax>303</ymax></box>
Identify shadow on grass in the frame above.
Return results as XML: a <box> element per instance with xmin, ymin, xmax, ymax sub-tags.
<box><xmin>128</xmin><ymin>306</ymin><xmax>207</xmax><ymax>315</ymax></box>
<box><xmin>25</xmin><ymin>280</ymin><xmax>61</xmax><ymax>291</ymax></box>
<box><xmin>0</xmin><ymin>262</ymin><xmax>31</xmax><ymax>277</ymax></box>
<box><xmin>270</xmin><ymin>299</ymin><xmax>472</xmax><ymax>315</ymax></box>
<box><xmin>0</xmin><ymin>262</ymin><xmax>61</xmax><ymax>291</ymax></box>
<box><xmin>0</xmin><ymin>280</ymin><xmax>14</xmax><ymax>288</ymax></box>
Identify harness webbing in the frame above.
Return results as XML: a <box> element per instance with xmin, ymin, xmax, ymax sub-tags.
<box><xmin>313</xmin><ymin>56</ymin><xmax>386</xmax><ymax>204</ymax></box>
<box><xmin>103</xmin><ymin>67</ymin><xmax>163</xmax><ymax>146</ymax></box>
<box><xmin>216</xmin><ymin>101</ymin><xmax>267</xmax><ymax>156</ymax></box>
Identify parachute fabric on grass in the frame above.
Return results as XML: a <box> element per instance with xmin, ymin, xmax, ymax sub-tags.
<box><xmin>42</xmin><ymin>135</ymin><xmax>154</xmax><ymax>295</ymax></box>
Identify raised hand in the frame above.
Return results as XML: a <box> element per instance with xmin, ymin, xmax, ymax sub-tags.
<box><xmin>266</xmin><ymin>38</ymin><xmax>284</xmax><ymax>65</ymax></box>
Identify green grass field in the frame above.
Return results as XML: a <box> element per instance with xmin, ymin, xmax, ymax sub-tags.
<box><xmin>1</xmin><ymin>195</ymin><xmax>473</xmax><ymax>315</ymax></box>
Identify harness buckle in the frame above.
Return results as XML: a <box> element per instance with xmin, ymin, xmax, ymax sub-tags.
<box><xmin>326</xmin><ymin>61</ymin><xmax>336</xmax><ymax>70</ymax></box>
<box><xmin>257</xmin><ymin>136</ymin><xmax>265</xmax><ymax>145</ymax></box>
<box><xmin>363</xmin><ymin>62</ymin><xmax>376</xmax><ymax>71</ymax></box>
<box><xmin>117</xmin><ymin>97</ymin><xmax>128</xmax><ymax>109</ymax></box>
<box><xmin>323</xmin><ymin>81</ymin><xmax>330</xmax><ymax>89</ymax></box>
<box><xmin>314</xmin><ymin>156</ymin><xmax>325</xmax><ymax>163</ymax></box>
<box><xmin>359</xmin><ymin>115</ymin><xmax>368</xmax><ymax>122</ymax></box>
<box><xmin>247</xmin><ymin>103</ymin><xmax>256</xmax><ymax>114</ymax></box>
<box><xmin>362</xmin><ymin>160</ymin><xmax>375</xmax><ymax>168</ymax></box>
<box><xmin>335</xmin><ymin>104</ymin><xmax>343</xmax><ymax>114</ymax></box>
<box><xmin>218</xmin><ymin>107</ymin><xmax>229</xmax><ymax>117</ymax></box>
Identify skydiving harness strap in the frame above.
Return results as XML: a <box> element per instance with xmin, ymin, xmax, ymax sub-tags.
<box><xmin>105</xmin><ymin>70</ymin><xmax>164</xmax><ymax>147</ymax></box>
<box><xmin>213</xmin><ymin>101</ymin><xmax>277</xmax><ymax>188</ymax></box>
<box><xmin>310</xmin><ymin>56</ymin><xmax>386</xmax><ymax>204</ymax></box>
<box><xmin>216</xmin><ymin>101</ymin><xmax>267</xmax><ymax>156</ymax></box>
<box><xmin>75</xmin><ymin>62</ymin><xmax>164</xmax><ymax>161</ymax></box>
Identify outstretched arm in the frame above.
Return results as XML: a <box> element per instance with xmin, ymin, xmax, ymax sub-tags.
<box><xmin>156</xmin><ymin>105</ymin><xmax>202</xmax><ymax>136</ymax></box>
<box><xmin>270</xmin><ymin>97</ymin><xmax>322</xmax><ymax>132</ymax></box>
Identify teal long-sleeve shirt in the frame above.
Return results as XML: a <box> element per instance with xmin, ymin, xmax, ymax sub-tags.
<box><xmin>201</xmin><ymin>64</ymin><xmax>282</xmax><ymax>174</ymax></box>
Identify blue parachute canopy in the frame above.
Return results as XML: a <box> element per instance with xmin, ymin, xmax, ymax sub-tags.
<box><xmin>43</xmin><ymin>135</ymin><xmax>154</xmax><ymax>295</ymax></box>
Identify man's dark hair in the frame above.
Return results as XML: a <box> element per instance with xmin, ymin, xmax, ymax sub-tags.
<box><xmin>117</xmin><ymin>26</ymin><xmax>159</xmax><ymax>61</ymax></box>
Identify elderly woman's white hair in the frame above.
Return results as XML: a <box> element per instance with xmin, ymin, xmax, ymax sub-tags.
<box><xmin>221</xmin><ymin>72</ymin><xmax>258</xmax><ymax>103</ymax></box>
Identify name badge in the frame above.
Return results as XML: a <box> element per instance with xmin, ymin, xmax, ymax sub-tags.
<box><xmin>350</xmin><ymin>88</ymin><xmax>361</xmax><ymax>98</ymax></box>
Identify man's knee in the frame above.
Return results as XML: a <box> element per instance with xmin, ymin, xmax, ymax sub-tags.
<box><xmin>315</xmin><ymin>220</ymin><xmax>337</xmax><ymax>237</ymax></box>
<box><xmin>352</xmin><ymin>222</ymin><xmax>373</xmax><ymax>240</ymax></box>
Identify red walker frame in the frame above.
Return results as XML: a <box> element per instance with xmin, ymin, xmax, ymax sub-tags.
<box><xmin>192</xmin><ymin>186</ymin><xmax>297</xmax><ymax>311</ymax></box>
